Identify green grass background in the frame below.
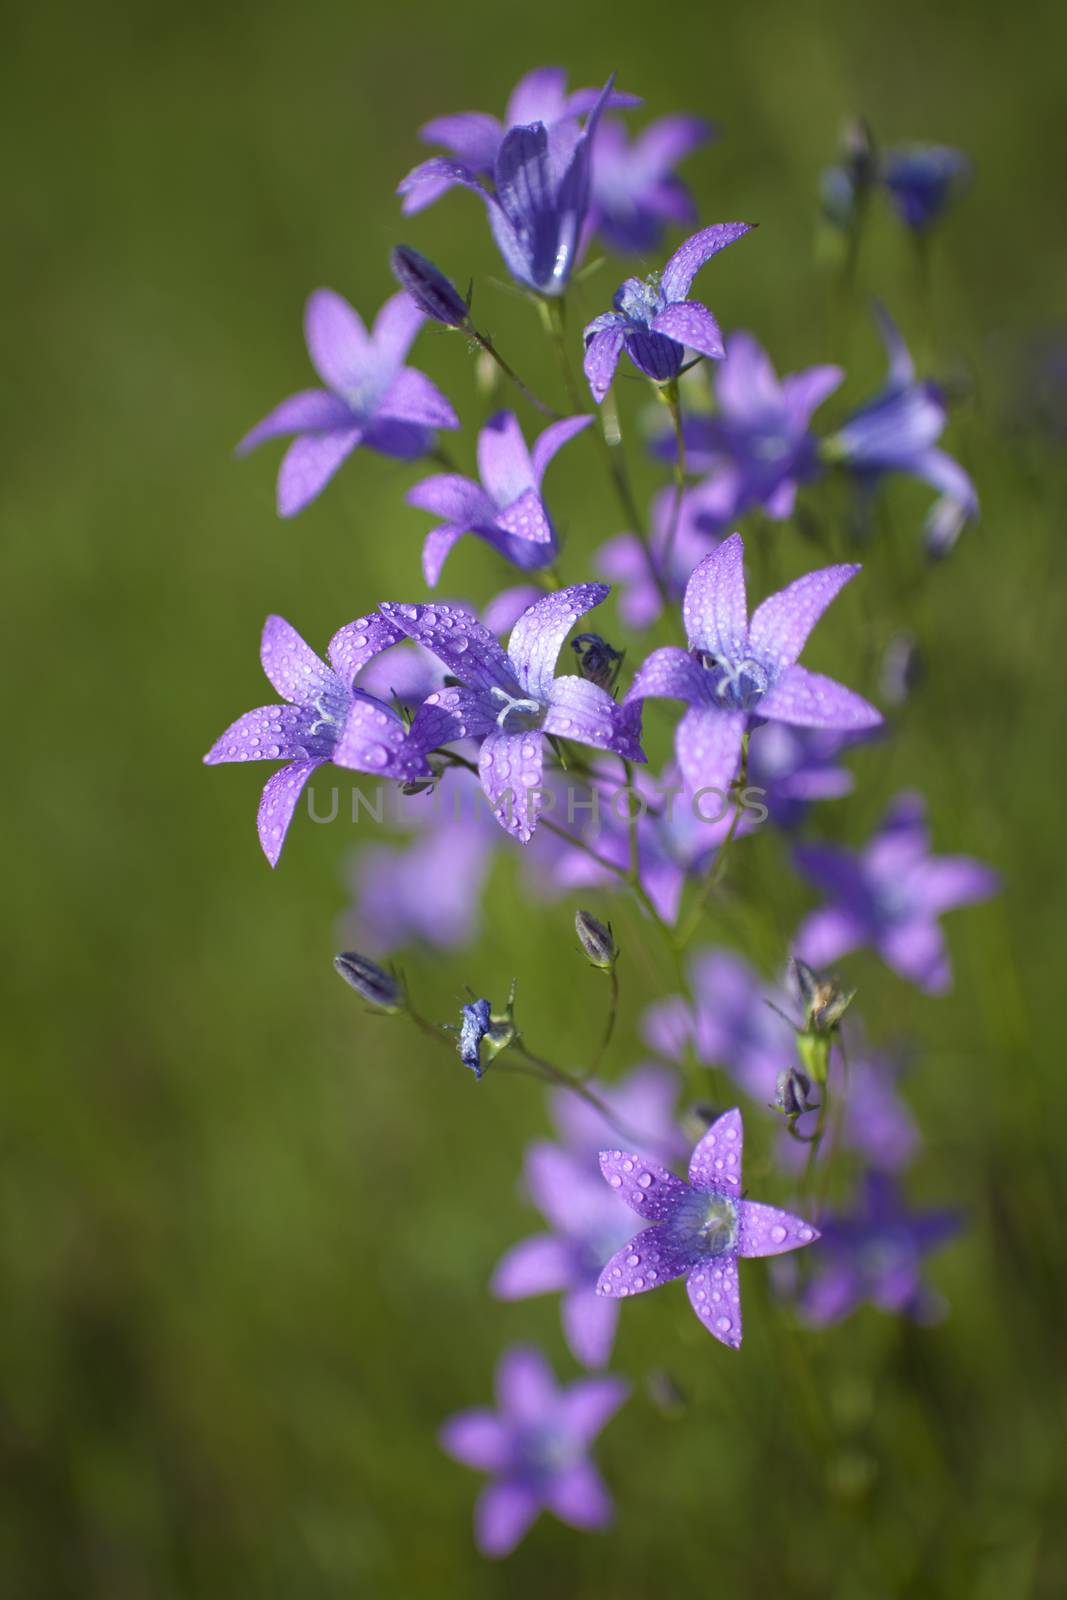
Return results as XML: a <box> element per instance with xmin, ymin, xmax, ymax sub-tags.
<box><xmin>4</xmin><ymin>0</ymin><xmax>1067</xmax><ymax>1593</ymax></box>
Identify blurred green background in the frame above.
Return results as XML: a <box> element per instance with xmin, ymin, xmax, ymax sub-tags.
<box><xmin>5</xmin><ymin>0</ymin><xmax>1067</xmax><ymax>1593</ymax></box>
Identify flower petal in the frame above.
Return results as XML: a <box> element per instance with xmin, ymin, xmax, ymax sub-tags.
<box><xmin>259</xmin><ymin>615</ymin><xmax>334</xmax><ymax>705</ymax></box>
<box><xmin>256</xmin><ymin>759</ymin><xmax>323</xmax><ymax>866</ymax></box>
<box><xmin>406</xmin><ymin>685</ymin><xmax>498</xmax><ymax>754</ymax></box>
<box><xmin>626</xmin><ymin>645</ymin><xmax>706</xmax><ymax>705</ymax></box>
<box><xmin>494</xmin><ymin>486</ymin><xmax>554</xmax><ymax>549</ymax></box>
<box><xmin>559</xmin><ymin>1375</ymin><xmax>630</xmax><ymax>1442</ymax></box>
<box><xmin>793</xmin><ymin>905</ymin><xmax>868</xmax><ymax>968</ymax></box>
<box><xmin>491</xmin><ymin>1235</ymin><xmax>574</xmax><ymax>1300</ymax></box>
<box><xmin>370</xmin><ymin>291</ymin><xmax>426</xmax><ymax>373</ymax></box>
<box><xmin>236</xmin><ymin>389</ymin><xmax>356</xmax><ymax>453</ymax></box>
<box><xmin>276</xmin><ymin>427</ymin><xmax>364</xmax><ymax>517</ymax></box>
<box><xmin>914</xmin><ymin>856</ymin><xmax>999</xmax><ymax>916</ymax></box>
<box><xmin>304</xmin><ymin>289</ymin><xmax>370</xmax><ymax>394</ymax></box>
<box><xmin>737</xmin><ymin>1200</ymin><xmax>819</xmax><ymax>1258</ymax></box>
<box><xmin>203</xmin><ymin>704</ymin><xmax>311</xmax><ymax>765</ymax></box>
<box><xmin>686</xmin><ymin>1253</ymin><xmax>743</xmax><ymax>1347</ymax></box>
<box><xmin>327</xmin><ymin>612</ymin><xmax>408</xmax><ymax>688</ymax></box>
<box><xmin>479</xmin><ymin>728</ymin><xmax>545</xmax><ymax>842</ymax></box>
<box><xmin>683</xmin><ymin>533</ymin><xmax>748</xmax><ymax>659</ymax></box>
<box><xmin>475</xmin><ymin>1483</ymin><xmax>540</xmax><ymax>1559</ymax></box>
<box><xmin>597</xmin><ymin>1226</ymin><xmax>692</xmax><ymax>1297</ymax></box>
<box><xmin>507</xmin><ymin>583</ymin><xmax>608</xmax><ymax>700</ymax></box>
<box><xmin>332</xmin><ymin>695</ymin><xmax>427</xmax><ymax>779</ymax></box>
<box><xmin>407</xmin><ymin>472</ymin><xmax>494</xmax><ymax>525</ymax></box>
<box><xmin>543</xmin><ymin>1463</ymin><xmax>614</xmax><ymax>1531</ymax></box>
<box><xmin>530</xmin><ymin>414</ymin><xmax>594</xmax><ymax>485</ymax></box>
<box><xmin>422</xmin><ymin>525</ymin><xmax>467</xmax><ymax>588</ymax></box>
<box><xmin>597</xmin><ymin>1152</ymin><xmax>690</xmax><ymax>1220</ymax></box>
<box><xmin>675</xmin><ymin>705</ymin><xmax>746</xmax><ymax>797</ymax></box>
<box><xmin>379</xmin><ymin>602</ymin><xmax>520</xmax><ymax>695</ymax></box>
<box><xmin>477</xmin><ymin>411</ymin><xmax>535</xmax><ymax>505</ymax></box>
<box><xmin>878</xmin><ymin>918</ymin><xmax>952</xmax><ymax>994</ymax></box>
<box><xmin>758</xmin><ymin>664</ymin><xmax>882</xmax><ymax>730</ymax></box>
<box><xmin>652</xmin><ymin>300</ymin><xmax>725</xmax><ymax>361</ymax></box>
<box><xmin>562</xmin><ymin>1288</ymin><xmax>619</xmax><ymax>1370</ymax></box>
<box><xmin>661</xmin><ymin>222</ymin><xmax>753</xmax><ymax>301</ymax></box>
<box><xmin>583</xmin><ymin>325</ymin><xmax>625</xmax><ymax>402</ymax></box>
<box><xmin>687</xmin><ymin>1107</ymin><xmax>744</xmax><ymax>1194</ymax></box>
<box><xmin>377</xmin><ymin>366</ymin><xmax>458</xmax><ymax>429</ymax></box>
<box><xmin>495</xmin><ymin>1346</ymin><xmax>556</xmax><ymax>1426</ymax></box>
<box><xmin>748</xmin><ymin>564</ymin><xmax>861</xmax><ymax>673</ymax></box>
<box><xmin>420</xmin><ymin>110</ymin><xmax>503</xmax><ymax>171</ymax></box>
<box><xmin>543</xmin><ymin>677</ymin><xmax>644</xmax><ymax>761</ymax></box>
<box><xmin>439</xmin><ymin>1409</ymin><xmax>512</xmax><ymax>1472</ymax></box>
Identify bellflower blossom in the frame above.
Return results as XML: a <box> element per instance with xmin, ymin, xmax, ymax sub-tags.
<box><xmin>407</xmin><ymin>410</ymin><xmax>592</xmax><ymax>586</ymax></box>
<box><xmin>794</xmin><ymin>791</ymin><xmax>998</xmax><ymax>994</ymax></box>
<box><xmin>380</xmin><ymin>587</ymin><xmax>645</xmax><ymax>842</ymax></box>
<box><xmin>590</xmin><ymin>114</ymin><xmax>714</xmax><ymax>252</ymax></box>
<box><xmin>582</xmin><ymin>223</ymin><xmax>753</xmax><ymax>401</ymax></box>
<box><xmin>881</xmin><ymin>143</ymin><xmax>971</xmax><ymax>232</ymax></box>
<box><xmin>203</xmin><ymin>614</ymin><xmax>429</xmax><ymax>865</ymax></box>
<box><xmin>492</xmin><ymin>1142</ymin><xmax>639</xmax><ymax>1369</ymax></box>
<box><xmin>399</xmin><ymin>76</ymin><xmax>621</xmax><ymax>297</ymax></box>
<box><xmin>597</xmin><ymin>474</ymin><xmax>733</xmax><ymax>629</ymax></box>
<box><xmin>643</xmin><ymin>948</ymin><xmax>793</xmax><ymax>1100</ymax></box>
<box><xmin>548</xmin><ymin>1064</ymin><xmax>686</xmax><ymax>1164</ymax></box>
<box><xmin>824</xmin><ymin>305</ymin><xmax>977</xmax><ymax>551</ymax></box>
<box><xmin>652</xmin><ymin>331</ymin><xmax>845</xmax><ymax>520</ymax></box>
<box><xmin>747</xmin><ymin>721</ymin><xmax>867</xmax><ymax>829</ymax></box>
<box><xmin>595</xmin><ymin>1109</ymin><xmax>819</xmax><ymax>1348</ymax></box>
<box><xmin>798</xmin><ymin>1174</ymin><xmax>961</xmax><ymax>1326</ymax></box>
<box><xmin>440</xmin><ymin>1345</ymin><xmax>628</xmax><ymax>1558</ymax></box>
<box><xmin>237</xmin><ymin>291</ymin><xmax>458</xmax><ymax>516</ymax></box>
<box><xmin>627</xmin><ymin>533</ymin><xmax>882</xmax><ymax>798</ymax></box>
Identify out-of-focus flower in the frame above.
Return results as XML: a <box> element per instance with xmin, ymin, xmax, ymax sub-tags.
<box><xmin>824</xmin><ymin>305</ymin><xmax>977</xmax><ymax>551</ymax></box>
<box><xmin>407</xmin><ymin>410</ymin><xmax>591</xmax><ymax>586</ymax></box>
<box><xmin>881</xmin><ymin>143</ymin><xmax>970</xmax><ymax>232</ymax></box>
<box><xmin>399</xmin><ymin>76</ymin><xmax>623</xmax><ymax>297</ymax></box>
<box><xmin>549</xmin><ymin>1064</ymin><xmax>686</xmax><ymax>1164</ymax></box>
<box><xmin>820</xmin><ymin>116</ymin><xmax>878</xmax><ymax>231</ymax></box>
<box><xmin>627</xmin><ymin>533</ymin><xmax>881</xmax><ymax>797</ymax></box>
<box><xmin>794</xmin><ymin>791</ymin><xmax>998</xmax><ymax>994</ymax></box>
<box><xmin>797</xmin><ymin>1173</ymin><xmax>961</xmax><ymax>1325</ymax></box>
<box><xmin>382</xmin><ymin>587</ymin><xmax>645</xmax><ymax>842</ymax></box>
<box><xmin>440</xmin><ymin>1345</ymin><xmax>628</xmax><ymax>1557</ymax></box>
<box><xmin>237</xmin><ymin>291</ymin><xmax>458</xmax><ymax>516</ymax></box>
<box><xmin>594</xmin><ymin>1108</ymin><xmax>819</xmax><ymax>1348</ymax></box>
<box><xmin>583</xmin><ymin>223</ymin><xmax>752</xmax><ymax>401</ymax></box>
<box><xmin>643</xmin><ymin>948</ymin><xmax>793</xmax><ymax>1099</ymax></box>
<box><xmin>590</xmin><ymin>114</ymin><xmax>714</xmax><ymax>252</ymax></box>
<box><xmin>203</xmin><ymin>614</ymin><xmax>429</xmax><ymax>865</ymax></box>
<box><xmin>596</xmin><ymin>474</ymin><xmax>733</xmax><ymax>629</ymax></box>
<box><xmin>492</xmin><ymin>1143</ymin><xmax>638</xmax><ymax>1368</ymax></box>
<box><xmin>747</xmin><ymin>720</ymin><xmax>869</xmax><ymax>830</ymax></box>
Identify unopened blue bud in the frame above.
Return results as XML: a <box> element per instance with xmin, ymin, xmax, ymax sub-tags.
<box><xmin>334</xmin><ymin>951</ymin><xmax>402</xmax><ymax>1011</ymax></box>
<box><xmin>391</xmin><ymin>245</ymin><xmax>470</xmax><ymax>328</ymax></box>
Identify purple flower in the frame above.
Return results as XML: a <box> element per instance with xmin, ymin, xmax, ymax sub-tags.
<box><xmin>582</xmin><ymin>223</ymin><xmax>753</xmax><ymax>401</ymax></box>
<box><xmin>590</xmin><ymin>114</ymin><xmax>714</xmax><ymax>253</ymax></box>
<box><xmin>492</xmin><ymin>1143</ymin><xmax>639</xmax><ymax>1369</ymax></box>
<box><xmin>798</xmin><ymin>1174</ymin><xmax>961</xmax><ymax>1326</ymax></box>
<box><xmin>643</xmin><ymin>949</ymin><xmax>793</xmax><ymax>1099</ymax></box>
<box><xmin>399</xmin><ymin>76</ymin><xmax>623</xmax><ymax>297</ymax></box>
<box><xmin>203</xmin><ymin>614</ymin><xmax>429</xmax><ymax>866</ymax></box>
<box><xmin>549</xmin><ymin>1064</ymin><xmax>686</xmax><ymax>1164</ymax></box>
<box><xmin>440</xmin><ymin>1345</ymin><xmax>628</xmax><ymax>1558</ymax></box>
<box><xmin>407</xmin><ymin>411</ymin><xmax>592</xmax><ymax>586</ymax></box>
<box><xmin>627</xmin><ymin>533</ymin><xmax>881</xmax><ymax>798</ymax></box>
<box><xmin>881</xmin><ymin>143</ymin><xmax>970</xmax><ymax>232</ymax></box>
<box><xmin>459</xmin><ymin>998</ymin><xmax>493</xmax><ymax>1076</ymax></box>
<box><xmin>597</xmin><ymin>475</ymin><xmax>733</xmax><ymax>629</ymax></box>
<box><xmin>380</xmin><ymin>587</ymin><xmax>645</xmax><ymax>842</ymax></box>
<box><xmin>237</xmin><ymin>291</ymin><xmax>458</xmax><ymax>516</ymax></box>
<box><xmin>747</xmin><ymin>721</ymin><xmax>868</xmax><ymax>829</ymax></box>
<box><xmin>595</xmin><ymin>1108</ymin><xmax>819</xmax><ymax>1348</ymax></box>
<box><xmin>344</xmin><ymin>807</ymin><xmax>494</xmax><ymax>954</ymax></box>
<box><xmin>793</xmin><ymin>791</ymin><xmax>998</xmax><ymax>994</ymax></box>
<box><xmin>653</xmin><ymin>331</ymin><xmax>844</xmax><ymax>520</ymax></box>
<box><xmin>825</xmin><ymin>305</ymin><xmax>977</xmax><ymax>552</ymax></box>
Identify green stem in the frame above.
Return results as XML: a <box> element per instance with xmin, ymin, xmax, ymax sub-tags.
<box><xmin>470</xmin><ymin>327</ymin><xmax>560</xmax><ymax>419</ymax></box>
<box><xmin>584</xmin><ymin>966</ymin><xmax>620</xmax><ymax>1081</ymax></box>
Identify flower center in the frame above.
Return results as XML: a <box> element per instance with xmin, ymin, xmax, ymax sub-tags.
<box><xmin>669</xmin><ymin>1190</ymin><xmax>738</xmax><ymax>1257</ymax></box>
<box><xmin>696</xmin><ymin>651</ymin><xmax>770</xmax><ymax>711</ymax></box>
<box><xmin>489</xmin><ymin>686</ymin><xmax>544</xmax><ymax>731</ymax></box>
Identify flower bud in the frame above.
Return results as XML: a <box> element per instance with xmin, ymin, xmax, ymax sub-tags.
<box><xmin>575</xmin><ymin>909</ymin><xmax>617</xmax><ymax>970</ymax></box>
<box><xmin>774</xmin><ymin>1067</ymin><xmax>818</xmax><ymax>1120</ymax></box>
<box><xmin>390</xmin><ymin>245</ymin><xmax>470</xmax><ymax>329</ymax></box>
<box><xmin>571</xmin><ymin>633</ymin><xmax>624</xmax><ymax>692</ymax></box>
<box><xmin>333</xmin><ymin>951</ymin><xmax>402</xmax><ymax>1011</ymax></box>
<box><xmin>880</xmin><ymin>631</ymin><xmax>923</xmax><ymax>706</ymax></box>
<box><xmin>793</xmin><ymin>958</ymin><xmax>855</xmax><ymax>1035</ymax></box>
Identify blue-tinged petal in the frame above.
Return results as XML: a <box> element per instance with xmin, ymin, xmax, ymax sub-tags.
<box><xmin>478</xmin><ymin>728</ymin><xmax>545</xmax><ymax>842</ymax></box>
<box><xmin>558</xmin><ymin>1375</ymin><xmax>630</xmax><ymax>1443</ymax></box>
<box><xmin>422</xmin><ymin>524</ymin><xmax>467</xmax><ymax>588</ymax></box>
<box><xmin>491</xmin><ymin>1234</ymin><xmax>575</xmax><ymax>1300</ymax></box>
<box><xmin>651</xmin><ymin>300</ymin><xmax>725</xmax><ymax>361</ymax></box>
<box><xmin>597</xmin><ymin>1153</ymin><xmax>691</xmax><ymax>1220</ymax></box>
<box><xmin>530</xmin><ymin>414</ymin><xmax>593</xmax><ymax>485</ymax></box>
<box><xmin>686</xmin><ymin>1252</ymin><xmax>743</xmax><ymax>1347</ymax></box>
<box><xmin>544</xmin><ymin>676</ymin><xmax>644</xmax><ymax>761</ymax></box>
<box><xmin>406</xmin><ymin>685</ymin><xmax>498</xmax><ymax>753</ymax></box>
<box><xmin>376</xmin><ymin>366</ymin><xmax>458</xmax><ymax>429</ymax></box>
<box><xmin>379</xmin><ymin>601</ymin><xmax>521</xmax><ymax>696</ymax></box>
<box><xmin>494</xmin><ymin>121</ymin><xmax>561</xmax><ymax>292</ymax></box>
<box><xmin>675</xmin><ymin>705</ymin><xmax>746</xmax><ymax>797</ymax></box>
<box><xmin>332</xmin><ymin>694</ymin><xmax>429</xmax><ymax>779</ymax></box>
<box><xmin>683</xmin><ymin>534</ymin><xmax>749</xmax><ymax>659</ymax></box>
<box><xmin>257</xmin><ymin>758</ymin><xmax>324</xmax><ymax>867</ymax></box>
<box><xmin>259</xmin><ymin>615</ymin><xmax>335</xmax><ymax>705</ymax></box>
<box><xmin>370</xmin><ymin>292</ymin><xmax>427</xmax><ymax>376</ymax></box>
<box><xmin>597</xmin><ymin>1226</ymin><xmax>692</xmax><ymax>1298</ymax></box>
<box><xmin>660</xmin><ymin>222</ymin><xmax>753</xmax><ymax>302</ymax></box>
<box><xmin>477</xmin><ymin>411</ymin><xmax>535</xmax><ymax>505</ymax></box>
<box><xmin>747</xmin><ymin>564</ymin><xmax>861</xmax><ymax>674</ymax></box>
<box><xmin>419</xmin><ymin>111</ymin><xmax>504</xmax><ymax>172</ymax></box>
<box><xmin>583</xmin><ymin>325</ymin><xmax>625</xmax><ymax>403</ymax></box>
<box><xmin>688</xmin><ymin>1107</ymin><xmax>744</xmax><ymax>1194</ymax></box>
<box><xmin>495</xmin><ymin>1346</ymin><xmax>557</xmax><ymax>1426</ymax></box>
<box><xmin>543</xmin><ymin>1463</ymin><xmax>615</xmax><ymax>1532</ymax></box>
<box><xmin>475</xmin><ymin>1483</ymin><xmax>540</xmax><ymax>1559</ymax></box>
<box><xmin>758</xmin><ymin>664</ymin><xmax>882</xmax><ymax>730</ymax></box>
<box><xmin>494</xmin><ymin>487</ymin><xmax>554</xmax><ymax>551</ymax></box>
<box><xmin>304</xmin><ymin>289</ymin><xmax>371</xmax><ymax>395</ymax></box>
<box><xmin>203</xmin><ymin>704</ymin><xmax>314</xmax><ymax>766</ymax></box>
<box><xmin>562</xmin><ymin>1288</ymin><xmax>619</xmax><ymax>1370</ymax></box>
<box><xmin>507</xmin><ymin>583</ymin><xmax>608</xmax><ymax>700</ymax></box>
<box><xmin>737</xmin><ymin>1199</ymin><xmax>819</xmax><ymax>1258</ymax></box>
<box><xmin>236</xmin><ymin>389</ymin><xmax>356</xmax><ymax>454</ymax></box>
<box><xmin>626</xmin><ymin>646</ymin><xmax>706</xmax><ymax>706</ymax></box>
<box><xmin>327</xmin><ymin>612</ymin><xmax>409</xmax><ymax>688</ymax></box>
<box><xmin>438</xmin><ymin>1408</ymin><xmax>512</xmax><ymax>1473</ymax></box>
<box><xmin>276</xmin><ymin>427</ymin><xmax>364</xmax><ymax>516</ymax></box>
<box><xmin>505</xmin><ymin>65</ymin><xmax>568</xmax><ymax>127</ymax></box>
<box><xmin>407</xmin><ymin>472</ymin><xmax>495</xmax><ymax>525</ymax></box>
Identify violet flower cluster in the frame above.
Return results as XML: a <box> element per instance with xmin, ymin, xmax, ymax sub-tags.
<box><xmin>206</xmin><ymin>63</ymin><xmax>995</xmax><ymax>1560</ymax></box>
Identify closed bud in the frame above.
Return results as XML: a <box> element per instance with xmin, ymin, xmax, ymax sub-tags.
<box><xmin>390</xmin><ymin>245</ymin><xmax>470</xmax><ymax>329</ymax></box>
<box><xmin>793</xmin><ymin>958</ymin><xmax>855</xmax><ymax>1035</ymax></box>
<box><xmin>575</xmin><ymin>909</ymin><xmax>617</xmax><ymax>969</ymax></box>
<box><xmin>571</xmin><ymin>633</ymin><xmax>624</xmax><ymax>692</ymax></box>
<box><xmin>334</xmin><ymin>951</ymin><xmax>402</xmax><ymax>1011</ymax></box>
<box><xmin>880</xmin><ymin>630</ymin><xmax>923</xmax><ymax>705</ymax></box>
<box><xmin>774</xmin><ymin>1067</ymin><xmax>818</xmax><ymax>1120</ymax></box>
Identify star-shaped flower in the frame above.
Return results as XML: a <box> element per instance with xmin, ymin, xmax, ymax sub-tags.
<box><xmin>406</xmin><ymin>410</ymin><xmax>592</xmax><ymax>586</ymax></box>
<box><xmin>793</xmin><ymin>790</ymin><xmax>998</xmax><ymax>994</ymax></box>
<box><xmin>399</xmin><ymin>76</ymin><xmax>622</xmax><ymax>297</ymax></box>
<box><xmin>380</xmin><ymin>586</ymin><xmax>645</xmax><ymax>842</ymax></box>
<box><xmin>642</xmin><ymin>948</ymin><xmax>793</xmax><ymax>1099</ymax></box>
<box><xmin>589</xmin><ymin>113</ymin><xmax>714</xmax><ymax>252</ymax></box>
<box><xmin>797</xmin><ymin>1174</ymin><xmax>961</xmax><ymax>1326</ymax></box>
<box><xmin>594</xmin><ymin>1108</ymin><xmax>819</xmax><ymax>1348</ymax></box>
<box><xmin>627</xmin><ymin>532</ymin><xmax>882</xmax><ymax>798</ymax></box>
<box><xmin>824</xmin><ymin>305</ymin><xmax>977</xmax><ymax>554</ymax></box>
<box><xmin>203</xmin><ymin>614</ymin><xmax>428</xmax><ymax>865</ymax></box>
<box><xmin>237</xmin><ymin>290</ymin><xmax>458</xmax><ymax>516</ymax></box>
<box><xmin>582</xmin><ymin>222</ymin><xmax>753</xmax><ymax>402</ymax></box>
<box><xmin>440</xmin><ymin>1345</ymin><xmax>628</xmax><ymax>1558</ymax></box>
